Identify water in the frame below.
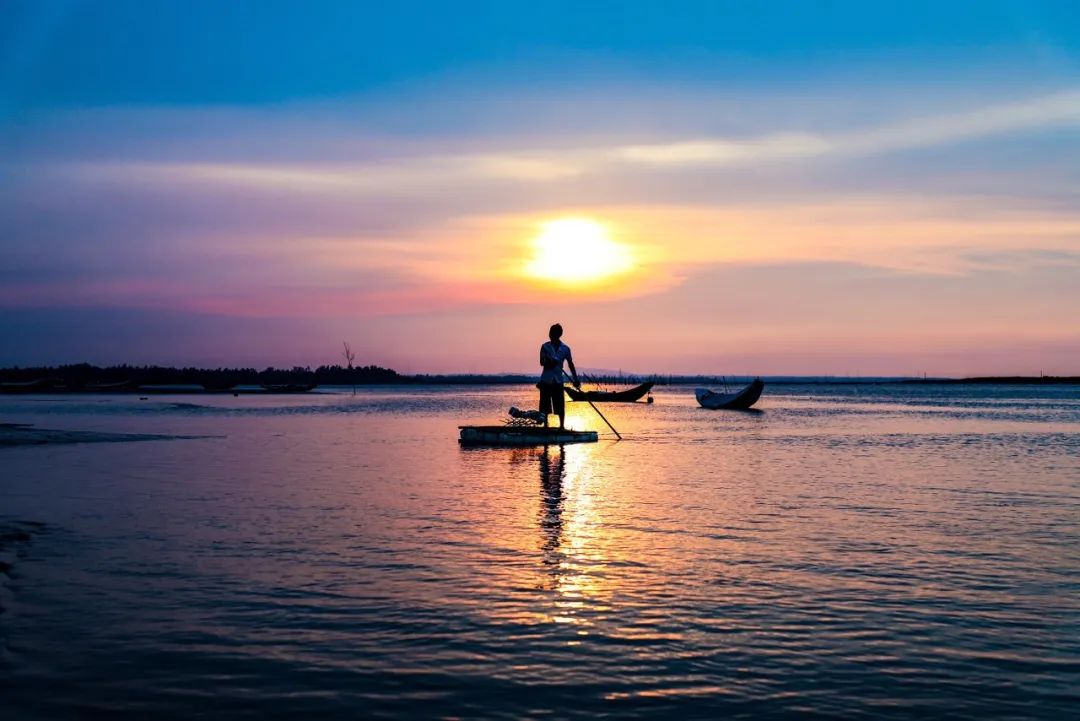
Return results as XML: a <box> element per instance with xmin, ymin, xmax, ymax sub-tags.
<box><xmin>1</xmin><ymin>384</ymin><xmax>1077</xmax><ymax>719</ymax></box>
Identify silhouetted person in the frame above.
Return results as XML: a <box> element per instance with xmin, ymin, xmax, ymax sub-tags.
<box><xmin>538</xmin><ymin>323</ymin><xmax>580</xmax><ymax>429</ymax></box>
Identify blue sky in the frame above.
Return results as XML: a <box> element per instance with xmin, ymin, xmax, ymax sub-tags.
<box><xmin>1</xmin><ymin>1</ymin><xmax>1078</xmax><ymax>374</ymax></box>
<box><xmin>5</xmin><ymin>1</ymin><xmax>1078</xmax><ymax>109</ymax></box>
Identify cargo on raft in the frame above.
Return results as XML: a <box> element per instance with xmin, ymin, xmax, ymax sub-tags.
<box><xmin>458</xmin><ymin>425</ymin><xmax>598</xmax><ymax>447</ymax></box>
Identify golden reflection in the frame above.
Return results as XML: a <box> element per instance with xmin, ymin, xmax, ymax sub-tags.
<box><xmin>493</xmin><ymin>437</ymin><xmax>623</xmax><ymax>635</ymax></box>
<box><xmin>537</xmin><ymin>444</ymin><xmax>565</xmax><ymax>574</ymax></box>
<box><xmin>529</xmin><ymin>443</ymin><xmax>613</xmax><ymax>634</ymax></box>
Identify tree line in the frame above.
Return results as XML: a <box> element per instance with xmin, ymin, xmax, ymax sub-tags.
<box><xmin>0</xmin><ymin>363</ymin><xmax>402</xmax><ymax>387</ymax></box>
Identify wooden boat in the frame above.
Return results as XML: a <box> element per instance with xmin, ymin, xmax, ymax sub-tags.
<box><xmin>260</xmin><ymin>382</ymin><xmax>318</xmax><ymax>393</ymax></box>
<box><xmin>3</xmin><ymin>379</ymin><xmax>141</xmax><ymax>393</ymax></box>
<box><xmin>695</xmin><ymin>379</ymin><xmax>765</xmax><ymax>410</ymax></box>
<box><xmin>86</xmin><ymin>380</ymin><xmax>139</xmax><ymax>391</ymax></box>
<box><xmin>564</xmin><ymin>381</ymin><xmax>653</xmax><ymax>403</ymax></box>
<box><xmin>0</xmin><ymin>379</ymin><xmax>51</xmax><ymax>393</ymax></box>
<box><xmin>459</xmin><ymin>425</ymin><xmax>598</xmax><ymax>447</ymax></box>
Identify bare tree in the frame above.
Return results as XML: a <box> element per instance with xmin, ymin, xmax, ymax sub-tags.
<box><xmin>342</xmin><ymin>341</ymin><xmax>356</xmax><ymax>395</ymax></box>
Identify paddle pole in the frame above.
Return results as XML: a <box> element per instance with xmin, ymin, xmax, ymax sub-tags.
<box><xmin>565</xmin><ymin>371</ymin><xmax>621</xmax><ymax>440</ymax></box>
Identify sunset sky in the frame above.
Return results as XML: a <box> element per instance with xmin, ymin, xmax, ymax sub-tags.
<box><xmin>2</xmin><ymin>1</ymin><xmax>1078</xmax><ymax>375</ymax></box>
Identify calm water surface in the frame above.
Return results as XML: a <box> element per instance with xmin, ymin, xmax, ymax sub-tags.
<box><xmin>1</xmin><ymin>384</ymin><xmax>1078</xmax><ymax>719</ymax></box>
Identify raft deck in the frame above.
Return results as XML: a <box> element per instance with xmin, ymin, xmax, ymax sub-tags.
<box><xmin>458</xmin><ymin>425</ymin><xmax>598</xmax><ymax>446</ymax></box>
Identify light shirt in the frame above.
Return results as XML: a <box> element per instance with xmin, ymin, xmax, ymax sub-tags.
<box><xmin>539</xmin><ymin>341</ymin><xmax>572</xmax><ymax>384</ymax></box>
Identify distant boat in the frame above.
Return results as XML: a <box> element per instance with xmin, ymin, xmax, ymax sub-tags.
<box><xmin>695</xmin><ymin>379</ymin><xmax>765</xmax><ymax>410</ymax></box>
<box><xmin>260</xmin><ymin>382</ymin><xmax>318</xmax><ymax>393</ymax></box>
<box><xmin>0</xmin><ymin>379</ymin><xmax>51</xmax><ymax>393</ymax></box>
<box><xmin>565</xmin><ymin>382</ymin><xmax>654</xmax><ymax>403</ymax></box>
<box><xmin>86</xmin><ymin>380</ymin><xmax>138</xmax><ymax>391</ymax></box>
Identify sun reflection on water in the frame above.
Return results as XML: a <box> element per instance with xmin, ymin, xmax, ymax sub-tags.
<box><xmin>511</xmin><ymin>442</ymin><xmax>617</xmax><ymax>638</ymax></box>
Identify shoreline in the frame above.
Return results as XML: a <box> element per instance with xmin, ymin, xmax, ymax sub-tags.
<box><xmin>1</xmin><ymin>376</ymin><xmax>1077</xmax><ymax>394</ymax></box>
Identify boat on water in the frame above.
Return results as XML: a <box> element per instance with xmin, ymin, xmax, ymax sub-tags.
<box><xmin>695</xmin><ymin>379</ymin><xmax>765</xmax><ymax>410</ymax></box>
<box><xmin>260</xmin><ymin>382</ymin><xmax>318</xmax><ymax>393</ymax></box>
<box><xmin>564</xmin><ymin>381</ymin><xmax>653</xmax><ymax>403</ymax></box>
<box><xmin>86</xmin><ymin>380</ymin><xmax>139</xmax><ymax>391</ymax></box>
<box><xmin>459</xmin><ymin>425</ymin><xmax>598</xmax><ymax>447</ymax></box>
<box><xmin>0</xmin><ymin>379</ymin><xmax>52</xmax><ymax>393</ymax></box>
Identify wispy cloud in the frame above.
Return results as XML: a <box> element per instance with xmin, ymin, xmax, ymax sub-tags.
<box><xmin>610</xmin><ymin>89</ymin><xmax>1080</xmax><ymax>166</ymax></box>
<box><xmin>60</xmin><ymin>88</ymin><xmax>1080</xmax><ymax>197</ymax></box>
<box><xmin>80</xmin><ymin>153</ymin><xmax>587</xmax><ymax>197</ymax></box>
<box><xmin>614</xmin><ymin>133</ymin><xmax>832</xmax><ymax>165</ymax></box>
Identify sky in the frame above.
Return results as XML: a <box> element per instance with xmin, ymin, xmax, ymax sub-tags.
<box><xmin>1</xmin><ymin>0</ymin><xmax>1078</xmax><ymax>375</ymax></box>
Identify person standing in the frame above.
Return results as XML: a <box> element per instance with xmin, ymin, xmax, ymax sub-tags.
<box><xmin>538</xmin><ymin>323</ymin><xmax>580</xmax><ymax>429</ymax></box>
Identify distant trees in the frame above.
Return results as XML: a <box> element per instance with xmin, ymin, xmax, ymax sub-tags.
<box><xmin>313</xmin><ymin>364</ymin><xmax>400</xmax><ymax>384</ymax></box>
<box><xmin>0</xmin><ymin>362</ymin><xmax>401</xmax><ymax>387</ymax></box>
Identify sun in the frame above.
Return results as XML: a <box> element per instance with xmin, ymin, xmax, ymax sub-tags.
<box><xmin>523</xmin><ymin>218</ymin><xmax>633</xmax><ymax>285</ymax></box>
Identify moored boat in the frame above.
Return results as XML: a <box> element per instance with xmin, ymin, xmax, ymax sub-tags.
<box><xmin>564</xmin><ymin>381</ymin><xmax>653</xmax><ymax>403</ymax></box>
<box><xmin>260</xmin><ymin>382</ymin><xmax>318</xmax><ymax>393</ymax></box>
<box><xmin>459</xmin><ymin>425</ymin><xmax>598</xmax><ymax>446</ymax></box>
<box><xmin>86</xmin><ymin>380</ymin><xmax>139</xmax><ymax>391</ymax></box>
<box><xmin>0</xmin><ymin>379</ymin><xmax>52</xmax><ymax>393</ymax></box>
<box><xmin>695</xmin><ymin>379</ymin><xmax>765</xmax><ymax>410</ymax></box>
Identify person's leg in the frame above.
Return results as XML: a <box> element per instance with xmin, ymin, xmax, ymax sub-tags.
<box><xmin>554</xmin><ymin>386</ymin><xmax>566</xmax><ymax>429</ymax></box>
<box><xmin>538</xmin><ymin>384</ymin><xmax>552</xmax><ymax>427</ymax></box>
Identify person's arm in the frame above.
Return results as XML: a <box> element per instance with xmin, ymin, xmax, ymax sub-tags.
<box><xmin>567</xmin><ymin>353</ymin><xmax>580</xmax><ymax>388</ymax></box>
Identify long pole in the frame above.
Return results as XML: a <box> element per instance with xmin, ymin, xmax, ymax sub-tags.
<box><xmin>564</xmin><ymin>371</ymin><xmax>621</xmax><ymax>440</ymax></box>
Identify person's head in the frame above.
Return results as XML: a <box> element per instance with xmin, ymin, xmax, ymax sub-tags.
<box><xmin>549</xmin><ymin>323</ymin><xmax>563</xmax><ymax>342</ymax></box>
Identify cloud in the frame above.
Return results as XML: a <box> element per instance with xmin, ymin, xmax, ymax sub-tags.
<box><xmin>611</xmin><ymin>89</ymin><xmax>1080</xmax><ymax>167</ymax></box>
<box><xmin>961</xmin><ymin>247</ymin><xmax>1080</xmax><ymax>270</ymax></box>
<box><xmin>613</xmin><ymin>133</ymin><xmax>832</xmax><ymax>165</ymax></box>
<box><xmin>4</xmin><ymin>259</ymin><xmax>1077</xmax><ymax>375</ymax></box>
<box><xmin>29</xmin><ymin>89</ymin><xmax>1077</xmax><ymax>201</ymax></box>
<box><xmin>1</xmin><ymin>81</ymin><xmax>1078</xmax><ymax>372</ymax></box>
<box><xmin>843</xmin><ymin>89</ymin><xmax>1080</xmax><ymax>154</ymax></box>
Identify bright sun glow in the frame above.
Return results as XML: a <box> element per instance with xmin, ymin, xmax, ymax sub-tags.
<box><xmin>523</xmin><ymin>218</ymin><xmax>634</xmax><ymax>285</ymax></box>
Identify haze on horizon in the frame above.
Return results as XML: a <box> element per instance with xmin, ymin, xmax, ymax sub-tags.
<box><xmin>2</xmin><ymin>1</ymin><xmax>1078</xmax><ymax>377</ymax></box>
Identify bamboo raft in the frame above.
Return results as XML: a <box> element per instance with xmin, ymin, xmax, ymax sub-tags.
<box><xmin>458</xmin><ymin>425</ymin><xmax>598</xmax><ymax>447</ymax></box>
